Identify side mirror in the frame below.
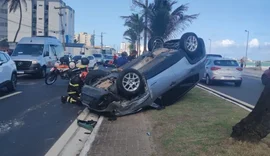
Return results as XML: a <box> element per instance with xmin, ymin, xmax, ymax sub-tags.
<box><xmin>0</xmin><ymin>61</ymin><xmax>3</xmax><ymax>66</ymax></box>
<box><xmin>44</xmin><ymin>51</ymin><xmax>49</xmax><ymax>57</ymax></box>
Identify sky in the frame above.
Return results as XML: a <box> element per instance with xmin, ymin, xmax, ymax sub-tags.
<box><xmin>64</xmin><ymin>0</ymin><xmax>270</xmax><ymax>61</ymax></box>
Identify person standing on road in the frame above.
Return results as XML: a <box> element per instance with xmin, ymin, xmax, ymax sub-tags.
<box><xmin>128</xmin><ymin>50</ymin><xmax>138</xmax><ymax>61</ymax></box>
<box><xmin>116</xmin><ymin>52</ymin><xmax>128</xmax><ymax>67</ymax></box>
<box><xmin>240</xmin><ymin>58</ymin><xmax>244</xmax><ymax>68</ymax></box>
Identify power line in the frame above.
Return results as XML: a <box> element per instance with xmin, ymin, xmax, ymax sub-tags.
<box><xmin>0</xmin><ymin>16</ymin><xmax>60</xmax><ymax>33</ymax></box>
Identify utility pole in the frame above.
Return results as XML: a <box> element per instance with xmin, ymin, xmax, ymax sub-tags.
<box><xmin>245</xmin><ymin>30</ymin><xmax>249</xmax><ymax>67</ymax></box>
<box><xmin>208</xmin><ymin>39</ymin><xmax>211</xmax><ymax>54</ymax></box>
<box><xmin>54</xmin><ymin>6</ymin><xmax>68</xmax><ymax>51</ymax></box>
<box><xmin>143</xmin><ymin>0</ymin><xmax>148</xmax><ymax>52</ymax></box>
<box><xmin>100</xmin><ymin>32</ymin><xmax>106</xmax><ymax>49</ymax></box>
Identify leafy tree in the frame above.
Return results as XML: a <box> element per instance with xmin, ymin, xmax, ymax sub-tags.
<box><xmin>121</xmin><ymin>13</ymin><xmax>144</xmax><ymax>54</ymax></box>
<box><xmin>123</xmin><ymin>28</ymin><xmax>137</xmax><ymax>51</ymax></box>
<box><xmin>2</xmin><ymin>0</ymin><xmax>27</xmax><ymax>42</ymax></box>
<box><xmin>132</xmin><ymin>0</ymin><xmax>199</xmax><ymax>40</ymax></box>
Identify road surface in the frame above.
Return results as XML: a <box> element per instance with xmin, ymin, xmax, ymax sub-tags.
<box><xmin>199</xmin><ymin>75</ymin><xmax>264</xmax><ymax>106</ymax></box>
<box><xmin>0</xmin><ymin>76</ymin><xmax>83</xmax><ymax>156</ymax></box>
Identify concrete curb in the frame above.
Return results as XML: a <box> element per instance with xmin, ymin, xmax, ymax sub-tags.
<box><xmin>79</xmin><ymin>116</ymin><xmax>104</xmax><ymax>156</ymax></box>
<box><xmin>196</xmin><ymin>84</ymin><xmax>254</xmax><ymax>111</ymax></box>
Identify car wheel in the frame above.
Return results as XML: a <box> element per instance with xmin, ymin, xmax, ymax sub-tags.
<box><xmin>179</xmin><ymin>32</ymin><xmax>201</xmax><ymax>59</ymax></box>
<box><xmin>116</xmin><ymin>68</ymin><xmax>145</xmax><ymax>99</ymax></box>
<box><xmin>7</xmin><ymin>73</ymin><xmax>17</xmax><ymax>92</ymax></box>
<box><xmin>235</xmin><ymin>81</ymin><xmax>242</xmax><ymax>87</ymax></box>
<box><xmin>37</xmin><ymin>67</ymin><xmax>46</xmax><ymax>78</ymax></box>
<box><xmin>261</xmin><ymin>74</ymin><xmax>268</xmax><ymax>85</ymax></box>
<box><xmin>148</xmin><ymin>37</ymin><xmax>164</xmax><ymax>52</ymax></box>
<box><xmin>85</xmin><ymin>70</ymin><xmax>109</xmax><ymax>85</ymax></box>
<box><xmin>205</xmin><ymin>75</ymin><xmax>212</xmax><ymax>85</ymax></box>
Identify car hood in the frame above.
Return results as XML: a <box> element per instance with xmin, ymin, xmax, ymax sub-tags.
<box><xmin>11</xmin><ymin>55</ymin><xmax>42</xmax><ymax>61</ymax></box>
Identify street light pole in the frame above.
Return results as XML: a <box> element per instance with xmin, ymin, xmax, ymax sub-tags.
<box><xmin>54</xmin><ymin>6</ymin><xmax>68</xmax><ymax>51</ymax></box>
<box><xmin>245</xmin><ymin>30</ymin><xmax>249</xmax><ymax>67</ymax></box>
<box><xmin>208</xmin><ymin>39</ymin><xmax>211</xmax><ymax>54</ymax></box>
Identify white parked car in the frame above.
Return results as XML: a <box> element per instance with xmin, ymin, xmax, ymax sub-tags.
<box><xmin>203</xmin><ymin>58</ymin><xmax>243</xmax><ymax>86</ymax></box>
<box><xmin>87</xmin><ymin>55</ymin><xmax>97</xmax><ymax>69</ymax></box>
<box><xmin>0</xmin><ymin>51</ymin><xmax>17</xmax><ymax>91</ymax></box>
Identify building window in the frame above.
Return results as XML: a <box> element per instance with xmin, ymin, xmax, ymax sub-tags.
<box><xmin>32</xmin><ymin>31</ymin><xmax>36</xmax><ymax>36</ymax></box>
<box><xmin>46</xmin><ymin>5</ymin><xmax>49</xmax><ymax>10</ymax></box>
<box><xmin>65</xmin><ymin>12</ymin><xmax>67</xmax><ymax>15</ymax></box>
<box><xmin>39</xmin><ymin>18</ymin><xmax>43</xmax><ymax>20</ymax></box>
<box><xmin>39</xmin><ymin>4</ymin><xmax>43</xmax><ymax>7</ymax></box>
<box><xmin>38</xmin><ymin>31</ymin><xmax>43</xmax><ymax>33</ymax></box>
<box><xmin>34</xmin><ymin>5</ymin><xmax>37</xmax><ymax>9</ymax></box>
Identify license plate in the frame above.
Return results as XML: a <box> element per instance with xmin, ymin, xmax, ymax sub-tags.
<box><xmin>17</xmin><ymin>71</ymin><xmax>24</xmax><ymax>74</ymax></box>
<box><xmin>222</xmin><ymin>76</ymin><xmax>233</xmax><ymax>79</ymax></box>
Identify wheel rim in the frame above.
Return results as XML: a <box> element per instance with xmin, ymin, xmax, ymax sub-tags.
<box><xmin>46</xmin><ymin>75</ymin><xmax>57</xmax><ymax>84</ymax></box>
<box><xmin>122</xmin><ymin>72</ymin><xmax>140</xmax><ymax>92</ymax></box>
<box><xmin>206</xmin><ymin>76</ymin><xmax>209</xmax><ymax>84</ymax></box>
<box><xmin>185</xmin><ymin>36</ymin><xmax>198</xmax><ymax>52</ymax></box>
<box><xmin>12</xmin><ymin>74</ymin><xmax>17</xmax><ymax>89</ymax></box>
<box><xmin>152</xmin><ymin>39</ymin><xmax>163</xmax><ymax>50</ymax></box>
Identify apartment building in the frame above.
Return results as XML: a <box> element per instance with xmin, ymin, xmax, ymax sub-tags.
<box><xmin>0</xmin><ymin>0</ymin><xmax>74</xmax><ymax>43</ymax></box>
<box><xmin>75</xmin><ymin>32</ymin><xmax>92</xmax><ymax>47</ymax></box>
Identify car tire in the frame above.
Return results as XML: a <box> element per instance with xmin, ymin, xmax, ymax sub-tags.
<box><xmin>116</xmin><ymin>68</ymin><xmax>145</xmax><ymax>99</ymax></box>
<box><xmin>85</xmin><ymin>69</ymin><xmax>109</xmax><ymax>85</ymax></box>
<box><xmin>37</xmin><ymin>67</ymin><xmax>46</xmax><ymax>78</ymax></box>
<box><xmin>205</xmin><ymin>75</ymin><xmax>212</xmax><ymax>85</ymax></box>
<box><xmin>235</xmin><ymin>81</ymin><xmax>242</xmax><ymax>87</ymax></box>
<box><xmin>179</xmin><ymin>32</ymin><xmax>201</xmax><ymax>59</ymax></box>
<box><xmin>7</xmin><ymin>73</ymin><xmax>17</xmax><ymax>92</ymax></box>
<box><xmin>261</xmin><ymin>74</ymin><xmax>268</xmax><ymax>85</ymax></box>
<box><xmin>148</xmin><ymin>36</ymin><xmax>164</xmax><ymax>52</ymax></box>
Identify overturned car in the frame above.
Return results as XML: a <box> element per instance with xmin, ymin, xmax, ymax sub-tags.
<box><xmin>81</xmin><ymin>32</ymin><xmax>206</xmax><ymax>116</ymax></box>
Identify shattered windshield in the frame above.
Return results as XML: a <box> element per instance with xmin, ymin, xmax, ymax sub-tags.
<box><xmin>12</xmin><ymin>44</ymin><xmax>44</xmax><ymax>56</ymax></box>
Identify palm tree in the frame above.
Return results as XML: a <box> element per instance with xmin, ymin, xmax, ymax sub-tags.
<box><xmin>132</xmin><ymin>0</ymin><xmax>199</xmax><ymax>40</ymax></box>
<box><xmin>121</xmin><ymin>13</ymin><xmax>144</xmax><ymax>54</ymax></box>
<box><xmin>123</xmin><ymin>28</ymin><xmax>137</xmax><ymax>51</ymax></box>
<box><xmin>2</xmin><ymin>0</ymin><xmax>27</xmax><ymax>43</ymax></box>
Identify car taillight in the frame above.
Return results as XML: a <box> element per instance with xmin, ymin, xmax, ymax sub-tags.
<box><xmin>236</xmin><ymin>67</ymin><xmax>243</xmax><ymax>71</ymax></box>
<box><xmin>211</xmin><ymin>67</ymin><xmax>220</xmax><ymax>71</ymax></box>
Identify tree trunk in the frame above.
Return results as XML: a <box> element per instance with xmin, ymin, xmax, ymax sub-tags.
<box><xmin>143</xmin><ymin>0</ymin><xmax>148</xmax><ymax>52</ymax></box>
<box><xmin>13</xmin><ymin>2</ymin><xmax>22</xmax><ymax>43</ymax></box>
<box><xmin>231</xmin><ymin>82</ymin><xmax>270</xmax><ymax>142</ymax></box>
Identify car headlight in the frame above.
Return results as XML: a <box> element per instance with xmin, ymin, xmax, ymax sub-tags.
<box><xmin>32</xmin><ymin>60</ymin><xmax>38</xmax><ymax>64</ymax></box>
<box><xmin>69</xmin><ymin>61</ymin><xmax>76</xmax><ymax>69</ymax></box>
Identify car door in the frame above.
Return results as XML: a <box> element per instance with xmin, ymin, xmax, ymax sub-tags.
<box><xmin>49</xmin><ymin>45</ymin><xmax>57</xmax><ymax>67</ymax></box>
<box><xmin>0</xmin><ymin>53</ymin><xmax>11</xmax><ymax>83</ymax></box>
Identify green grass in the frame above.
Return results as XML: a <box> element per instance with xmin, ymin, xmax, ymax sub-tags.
<box><xmin>147</xmin><ymin>87</ymin><xmax>270</xmax><ymax>156</ymax></box>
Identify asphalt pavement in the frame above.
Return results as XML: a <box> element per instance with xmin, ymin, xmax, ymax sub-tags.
<box><xmin>199</xmin><ymin>75</ymin><xmax>264</xmax><ymax>106</ymax></box>
<box><xmin>0</xmin><ymin>76</ymin><xmax>83</xmax><ymax>156</ymax></box>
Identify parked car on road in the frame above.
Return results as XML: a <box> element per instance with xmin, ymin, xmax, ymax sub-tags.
<box><xmin>93</xmin><ymin>53</ymin><xmax>104</xmax><ymax>64</ymax></box>
<box><xmin>87</xmin><ymin>55</ymin><xmax>97</xmax><ymax>69</ymax></box>
<box><xmin>10</xmin><ymin>36</ymin><xmax>64</xmax><ymax>78</ymax></box>
<box><xmin>81</xmin><ymin>32</ymin><xmax>206</xmax><ymax>116</ymax></box>
<box><xmin>261</xmin><ymin>67</ymin><xmax>270</xmax><ymax>85</ymax></box>
<box><xmin>72</xmin><ymin>55</ymin><xmax>82</xmax><ymax>63</ymax></box>
<box><xmin>0</xmin><ymin>51</ymin><xmax>17</xmax><ymax>92</ymax></box>
<box><xmin>103</xmin><ymin>54</ymin><xmax>114</xmax><ymax>67</ymax></box>
<box><xmin>203</xmin><ymin>58</ymin><xmax>242</xmax><ymax>86</ymax></box>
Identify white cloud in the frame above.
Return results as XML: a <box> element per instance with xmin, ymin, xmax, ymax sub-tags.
<box><xmin>213</xmin><ymin>39</ymin><xmax>236</xmax><ymax>47</ymax></box>
<box><xmin>248</xmin><ymin>38</ymin><xmax>259</xmax><ymax>48</ymax></box>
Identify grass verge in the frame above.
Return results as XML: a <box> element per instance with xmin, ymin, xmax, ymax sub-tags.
<box><xmin>147</xmin><ymin>87</ymin><xmax>270</xmax><ymax>156</ymax></box>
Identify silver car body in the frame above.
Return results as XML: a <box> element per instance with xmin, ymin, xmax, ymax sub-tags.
<box><xmin>203</xmin><ymin>58</ymin><xmax>242</xmax><ymax>81</ymax></box>
<box><xmin>93</xmin><ymin>53</ymin><xmax>104</xmax><ymax>63</ymax></box>
<box><xmin>87</xmin><ymin>55</ymin><xmax>97</xmax><ymax>68</ymax></box>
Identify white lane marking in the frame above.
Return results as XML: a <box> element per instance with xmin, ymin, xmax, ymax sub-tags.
<box><xmin>197</xmin><ymin>84</ymin><xmax>254</xmax><ymax>110</ymax></box>
<box><xmin>0</xmin><ymin>91</ymin><xmax>22</xmax><ymax>100</ymax></box>
<box><xmin>79</xmin><ymin>116</ymin><xmax>104</xmax><ymax>156</ymax></box>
